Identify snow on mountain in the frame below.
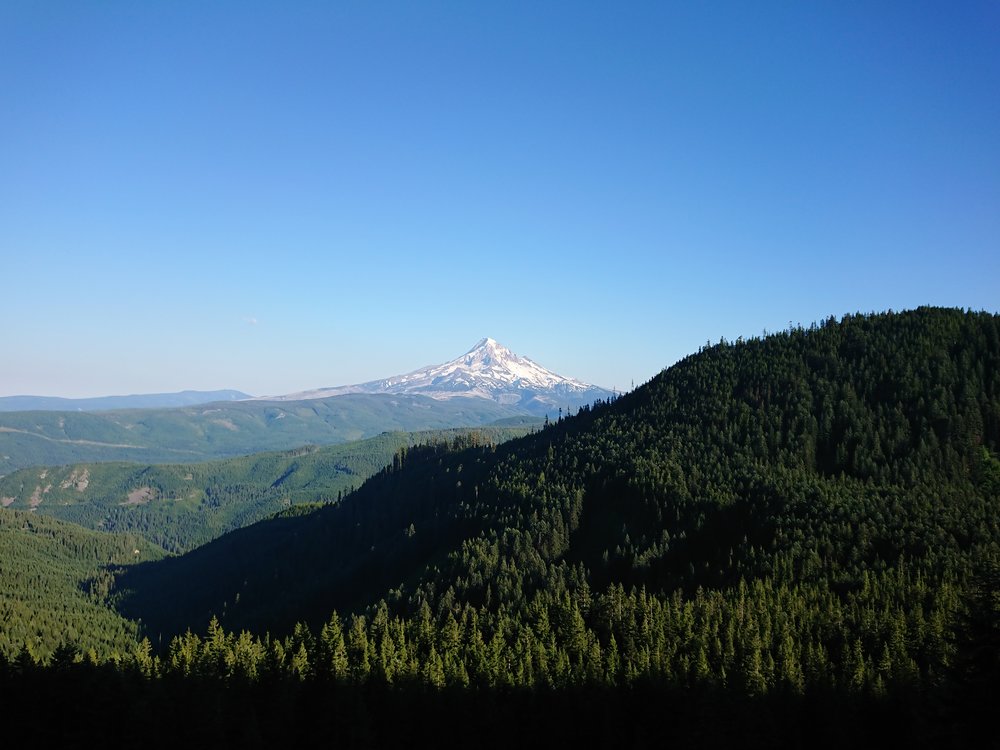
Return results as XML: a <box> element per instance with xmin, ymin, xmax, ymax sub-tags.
<box><xmin>259</xmin><ymin>338</ymin><xmax>613</xmax><ymax>415</ymax></box>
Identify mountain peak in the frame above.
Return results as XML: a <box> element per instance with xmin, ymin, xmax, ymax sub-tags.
<box><xmin>262</xmin><ymin>339</ymin><xmax>613</xmax><ymax>415</ymax></box>
<box><xmin>467</xmin><ymin>337</ymin><xmax>503</xmax><ymax>353</ymax></box>
<box><xmin>464</xmin><ymin>337</ymin><xmax>514</xmax><ymax>366</ymax></box>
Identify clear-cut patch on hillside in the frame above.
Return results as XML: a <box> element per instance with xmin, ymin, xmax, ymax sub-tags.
<box><xmin>123</xmin><ymin>487</ymin><xmax>155</xmax><ymax>506</ymax></box>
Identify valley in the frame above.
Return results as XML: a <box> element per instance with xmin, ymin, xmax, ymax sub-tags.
<box><xmin>0</xmin><ymin>423</ymin><xmax>540</xmax><ymax>553</ymax></box>
<box><xmin>0</xmin><ymin>508</ymin><xmax>162</xmax><ymax>660</ymax></box>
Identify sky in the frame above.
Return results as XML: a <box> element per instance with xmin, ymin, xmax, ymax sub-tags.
<box><xmin>1</xmin><ymin>1</ymin><xmax>998</xmax><ymax>398</ymax></box>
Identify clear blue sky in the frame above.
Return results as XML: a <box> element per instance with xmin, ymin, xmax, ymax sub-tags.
<box><xmin>2</xmin><ymin>1</ymin><xmax>997</xmax><ymax>398</ymax></box>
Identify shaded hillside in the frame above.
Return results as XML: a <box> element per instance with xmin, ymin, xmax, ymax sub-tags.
<box><xmin>117</xmin><ymin>305</ymin><xmax>1000</xmax><ymax>695</ymax></box>
<box><xmin>0</xmin><ymin>393</ymin><xmax>526</xmax><ymax>473</ymax></box>
<box><xmin>0</xmin><ymin>424</ymin><xmax>539</xmax><ymax>553</ymax></box>
<box><xmin>0</xmin><ymin>509</ymin><xmax>163</xmax><ymax>660</ymax></box>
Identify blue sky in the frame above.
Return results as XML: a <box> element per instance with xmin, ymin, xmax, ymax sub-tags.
<box><xmin>2</xmin><ymin>1</ymin><xmax>997</xmax><ymax>398</ymax></box>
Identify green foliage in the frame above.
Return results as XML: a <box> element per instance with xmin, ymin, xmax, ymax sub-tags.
<box><xmin>115</xmin><ymin>307</ymin><xmax>1000</xmax><ymax>702</ymax></box>
<box><xmin>0</xmin><ymin>424</ymin><xmax>538</xmax><ymax>552</ymax></box>
<box><xmin>0</xmin><ymin>509</ymin><xmax>163</xmax><ymax>661</ymax></box>
<box><xmin>2</xmin><ymin>307</ymin><xmax>998</xmax><ymax>744</ymax></box>
<box><xmin>7</xmin><ymin>309</ymin><xmax>1000</xmax><ymax>746</ymax></box>
<box><xmin>948</xmin><ymin>556</ymin><xmax>1000</xmax><ymax>738</ymax></box>
<box><xmin>107</xmin><ymin>576</ymin><xmax>953</xmax><ymax>692</ymax></box>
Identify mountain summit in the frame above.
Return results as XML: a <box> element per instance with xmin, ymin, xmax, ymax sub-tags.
<box><xmin>264</xmin><ymin>339</ymin><xmax>613</xmax><ymax>415</ymax></box>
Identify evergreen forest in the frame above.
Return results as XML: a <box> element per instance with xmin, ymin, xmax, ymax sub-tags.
<box><xmin>2</xmin><ymin>307</ymin><xmax>999</xmax><ymax>747</ymax></box>
<box><xmin>0</xmin><ymin>423</ymin><xmax>538</xmax><ymax>553</ymax></box>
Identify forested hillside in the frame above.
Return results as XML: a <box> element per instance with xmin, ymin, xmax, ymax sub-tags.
<box><xmin>0</xmin><ymin>509</ymin><xmax>162</xmax><ymax>660</ymax></box>
<box><xmin>114</xmin><ymin>308</ymin><xmax>999</xmax><ymax>697</ymax></box>
<box><xmin>0</xmin><ymin>423</ymin><xmax>538</xmax><ymax>552</ymax></box>
<box><xmin>0</xmin><ymin>393</ymin><xmax>525</xmax><ymax>473</ymax></box>
<box><xmin>5</xmin><ymin>308</ymin><xmax>998</xmax><ymax>746</ymax></box>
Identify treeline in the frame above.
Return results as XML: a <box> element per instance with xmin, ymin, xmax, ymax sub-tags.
<box><xmin>133</xmin><ymin>564</ymin><xmax>958</xmax><ymax>694</ymax></box>
<box><xmin>4</xmin><ymin>561</ymin><xmax>996</xmax><ymax>747</ymax></box>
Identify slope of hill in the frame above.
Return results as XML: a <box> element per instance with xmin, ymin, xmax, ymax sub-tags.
<box><xmin>115</xmin><ymin>304</ymin><xmax>1000</xmax><ymax>697</ymax></box>
<box><xmin>0</xmin><ymin>509</ymin><xmax>163</xmax><ymax>660</ymax></box>
<box><xmin>264</xmin><ymin>337</ymin><xmax>613</xmax><ymax>415</ymax></box>
<box><xmin>0</xmin><ymin>393</ymin><xmax>525</xmax><ymax>473</ymax></box>
<box><xmin>0</xmin><ymin>423</ymin><xmax>540</xmax><ymax>553</ymax></box>
<box><xmin>4</xmin><ymin>307</ymin><xmax>998</xmax><ymax>747</ymax></box>
<box><xmin>0</xmin><ymin>389</ymin><xmax>251</xmax><ymax>412</ymax></box>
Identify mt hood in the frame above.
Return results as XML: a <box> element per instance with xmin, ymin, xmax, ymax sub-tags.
<box><xmin>264</xmin><ymin>338</ymin><xmax>613</xmax><ymax>416</ymax></box>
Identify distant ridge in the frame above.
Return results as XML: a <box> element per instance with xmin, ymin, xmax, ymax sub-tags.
<box><xmin>0</xmin><ymin>392</ymin><xmax>525</xmax><ymax>474</ymax></box>
<box><xmin>259</xmin><ymin>338</ymin><xmax>613</xmax><ymax>416</ymax></box>
<box><xmin>0</xmin><ymin>389</ymin><xmax>252</xmax><ymax>412</ymax></box>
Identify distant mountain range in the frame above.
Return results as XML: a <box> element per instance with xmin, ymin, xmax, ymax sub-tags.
<box><xmin>2</xmin><ymin>339</ymin><xmax>611</xmax><ymax>418</ymax></box>
<box><xmin>0</xmin><ymin>394</ymin><xmax>528</xmax><ymax>474</ymax></box>
<box><xmin>0</xmin><ymin>339</ymin><xmax>610</xmax><ymax>472</ymax></box>
<box><xmin>0</xmin><ymin>390</ymin><xmax>251</xmax><ymax>412</ymax></box>
<box><xmin>261</xmin><ymin>338</ymin><xmax>613</xmax><ymax>416</ymax></box>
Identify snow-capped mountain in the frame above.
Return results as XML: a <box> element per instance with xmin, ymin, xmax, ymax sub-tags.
<box><xmin>261</xmin><ymin>338</ymin><xmax>613</xmax><ymax>416</ymax></box>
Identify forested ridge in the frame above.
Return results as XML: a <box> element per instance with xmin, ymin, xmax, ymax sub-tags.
<box><xmin>0</xmin><ymin>392</ymin><xmax>526</xmax><ymax>473</ymax></box>
<box><xmin>3</xmin><ymin>307</ymin><xmax>999</xmax><ymax>746</ymax></box>
<box><xmin>0</xmin><ymin>423</ymin><xmax>538</xmax><ymax>553</ymax></box>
